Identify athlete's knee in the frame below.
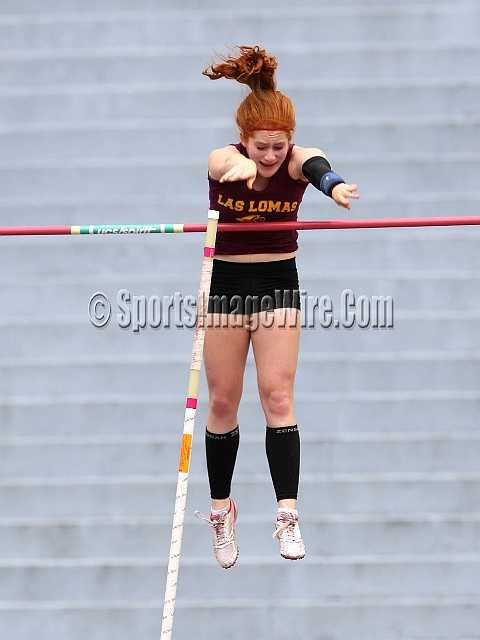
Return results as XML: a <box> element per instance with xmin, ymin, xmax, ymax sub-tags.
<box><xmin>209</xmin><ymin>393</ymin><xmax>239</xmax><ymax>421</ymax></box>
<box><xmin>262</xmin><ymin>388</ymin><xmax>293</xmax><ymax>420</ymax></box>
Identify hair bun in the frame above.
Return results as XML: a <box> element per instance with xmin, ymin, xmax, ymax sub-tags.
<box><xmin>203</xmin><ymin>46</ymin><xmax>277</xmax><ymax>92</ymax></box>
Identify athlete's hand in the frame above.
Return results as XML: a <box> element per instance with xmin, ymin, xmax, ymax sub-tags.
<box><xmin>219</xmin><ymin>157</ymin><xmax>257</xmax><ymax>189</ymax></box>
<box><xmin>331</xmin><ymin>183</ymin><xmax>359</xmax><ymax>210</ymax></box>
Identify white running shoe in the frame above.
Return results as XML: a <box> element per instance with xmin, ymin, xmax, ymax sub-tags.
<box><xmin>195</xmin><ymin>499</ymin><xmax>239</xmax><ymax>569</ymax></box>
<box><xmin>271</xmin><ymin>510</ymin><xmax>306</xmax><ymax>560</ymax></box>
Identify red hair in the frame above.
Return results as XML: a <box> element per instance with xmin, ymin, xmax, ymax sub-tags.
<box><xmin>203</xmin><ymin>46</ymin><xmax>295</xmax><ymax>141</ymax></box>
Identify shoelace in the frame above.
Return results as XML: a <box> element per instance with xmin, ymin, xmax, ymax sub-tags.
<box><xmin>271</xmin><ymin>513</ymin><xmax>297</xmax><ymax>541</ymax></box>
<box><xmin>194</xmin><ymin>510</ymin><xmax>232</xmax><ymax>549</ymax></box>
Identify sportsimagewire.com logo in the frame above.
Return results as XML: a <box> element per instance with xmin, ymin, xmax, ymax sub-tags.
<box><xmin>88</xmin><ymin>289</ymin><xmax>394</xmax><ymax>332</ymax></box>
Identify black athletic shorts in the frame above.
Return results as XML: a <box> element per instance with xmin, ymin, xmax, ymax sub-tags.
<box><xmin>208</xmin><ymin>257</ymin><xmax>301</xmax><ymax>315</ymax></box>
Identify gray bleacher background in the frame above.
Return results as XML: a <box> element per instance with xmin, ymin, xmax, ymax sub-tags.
<box><xmin>0</xmin><ymin>1</ymin><xmax>479</xmax><ymax>639</ymax></box>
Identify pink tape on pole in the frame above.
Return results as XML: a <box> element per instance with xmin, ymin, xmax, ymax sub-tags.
<box><xmin>204</xmin><ymin>247</ymin><xmax>215</xmax><ymax>258</ymax></box>
<box><xmin>186</xmin><ymin>398</ymin><xmax>197</xmax><ymax>409</ymax></box>
<box><xmin>0</xmin><ymin>226</ymin><xmax>73</xmax><ymax>236</ymax></box>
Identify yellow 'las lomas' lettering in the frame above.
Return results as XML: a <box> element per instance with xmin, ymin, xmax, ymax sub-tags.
<box><xmin>219</xmin><ymin>194</ymin><xmax>298</xmax><ymax>214</ymax></box>
<box><xmin>217</xmin><ymin>194</ymin><xmax>245</xmax><ymax>212</ymax></box>
<box><xmin>249</xmin><ymin>200</ymin><xmax>298</xmax><ymax>213</ymax></box>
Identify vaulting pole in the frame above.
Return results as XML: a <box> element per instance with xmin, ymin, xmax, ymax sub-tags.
<box><xmin>160</xmin><ymin>209</ymin><xmax>219</xmax><ymax>640</ymax></box>
<box><xmin>1</xmin><ymin>216</ymin><xmax>480</xmax><ymax>237</ymax></box>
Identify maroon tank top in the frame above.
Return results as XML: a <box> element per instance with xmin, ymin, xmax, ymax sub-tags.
<box><xmin>208</xmin><ymin>143</ymin><xmax>309</xmax><ymax>255</ymax></box>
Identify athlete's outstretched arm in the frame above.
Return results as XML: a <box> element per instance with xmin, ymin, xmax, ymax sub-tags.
<box><xmin>290</xmin><ymin>145</ymin><xmax>359</xmax><ymax>210</ymax></box>
<box><xmin>208</xmin><ymin>146</ymin><xmax>257</xmax><ymax>189</ymax></box>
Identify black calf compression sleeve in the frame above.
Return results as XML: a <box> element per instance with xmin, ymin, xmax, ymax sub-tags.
<box><xmin>205</xmin><ymin>426</ymin><xmax>240</xmax><ymax>500</ymax></box>
<box><xmin>265</xmin><ymin>425</ymin><xmax>300</xmax><ymax>501</ymax></box>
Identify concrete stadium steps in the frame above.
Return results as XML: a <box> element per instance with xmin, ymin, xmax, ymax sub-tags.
<box><xmin>2</xmin><ymin>600</ymin><xmax>480</xmax><ymax>640</ymax></box>
<box><xmin>2</xmin><ymin>432</ymin><xmax>479</xmax><ymax>477</ymax></box>
<box><xmin>1</xmin><ymin>6</ymin><xmax>479</xmax><ymax>50</ymax></box>
<box><xmin>2</xmin><ymin>44</ymin><xmax>479</xmax><ymax>87</ymax></box>
<box><xmin>1</xmin><ymin>473</ymin><xmax>479</xmax><ymax>519</ymax></box>
<box><xmin>2</xmin><ymin>513</ymin><xmax>480</xmax><ymax>558</ymax></box>
<box><xmin>0</xmin><ymin>0</ymin><xmax>475</xmax><ymax>12</ymax></box>
<box><xmin>3</xmin><ymin>555</ymin><xmax>480</xmax><ymax>601</ymax></box>
<box><xmin>1</xmin><ymin>81</ymin><xmax>479</xmax><ymax>125</ymax></box>
<box><xmin>0</xmin><ymin>235</ymin><xmax>201</xmax><ymax>277</ymax></box>
<box><xmin>296</xmin><ymin>117</ymin><xmax>480</xmax><ymax>155</ymax></box>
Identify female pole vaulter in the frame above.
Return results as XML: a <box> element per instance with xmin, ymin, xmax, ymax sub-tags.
<box><xmin>195</xmin><ymin>46</ymin><xmax>359</xmax><ymax>568</ymax></box>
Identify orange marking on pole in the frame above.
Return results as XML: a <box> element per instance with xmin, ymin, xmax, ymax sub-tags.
<box><xmin>178</xmin><ymin>434</ymin><xmax>193</xmax><ymax>473</ymax></box>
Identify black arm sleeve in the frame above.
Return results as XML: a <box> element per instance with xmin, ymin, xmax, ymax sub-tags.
<box><xmin>302</xmin><ymin>156</ymin><xmax>346</xmax><ymax>197</ymax></box>
<box><xmin>301</xmin><ymin>156</ymin><xmax>332</xmax><ymax>190</ymax></box>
